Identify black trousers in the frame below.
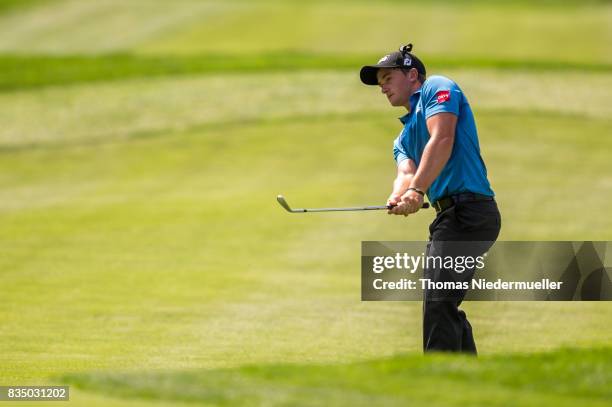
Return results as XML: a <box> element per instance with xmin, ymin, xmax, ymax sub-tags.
<box><xmin>423</xmin><ymin>198</ymin><xmax>501</xmax><ymax>354</ymax></box>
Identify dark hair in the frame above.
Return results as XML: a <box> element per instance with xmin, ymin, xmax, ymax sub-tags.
<box><xmin>400</xmin><ymin>67</ymin><xmax>426</xmax><ymax>84</ymax></box>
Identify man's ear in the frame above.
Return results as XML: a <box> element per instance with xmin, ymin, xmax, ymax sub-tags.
<box><xmin>409</xmin><ymin>68</ymin><xmax>419</xmax><ymax>81</ymax></box>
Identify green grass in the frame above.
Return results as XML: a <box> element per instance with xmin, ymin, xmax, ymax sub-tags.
<box><xmin>0</xmin><ymin>0</ymin><xmax>49</xmax><ymax>15</ymax></box>
<box><xmin>60</xmin><ymin>347</ymin><xmax>611</xmax><ymax>406</ymax></box>
<box><xmin>0</xmin><ymin>1</ymin><xmax>611</xmax><ymax>406</ymax></box>
<box><xmin>0</xmin><ymin>70</ymin><xmax>610</xmax><ymax>149</ymax></box>
<box><xmin>1</xmin><ymin>69</ymin><xmax>611</xmax><ymax>406</ymax></box>
<box><xmin>137</xmin><ymin>2</ymin><xmax>612</xmax><ymax>63</ymax></box>
<box><xmin>1</xmin><ymin>100</ymin><xmax>610</xmax><ymax>386</ymax></box>
<box><xmin>0</xmin><ymin>0</ymin><xmax>609</xmax><ymax>65</ymax></box>
<box><xmin>2</xmin><ymin>53</ymin><xmax>612</xmax><ymax>92</ymax></box>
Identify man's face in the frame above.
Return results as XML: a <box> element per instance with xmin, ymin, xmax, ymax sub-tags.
<box><xmin>376</xmin><ymin>68</ymin><xmax>415</xmax><ymax>108</ymax></box>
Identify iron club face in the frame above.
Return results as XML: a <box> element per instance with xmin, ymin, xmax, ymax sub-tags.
<box><xmin>276</xmin><ymin>195</ymin><xmax>303</xmax><ymax>213</ymax></box>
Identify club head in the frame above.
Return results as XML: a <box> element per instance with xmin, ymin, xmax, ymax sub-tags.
<box><xmin>276</xmin><ymin>195</ymin><xmax>293</xmax><ymax>212</ymax></box>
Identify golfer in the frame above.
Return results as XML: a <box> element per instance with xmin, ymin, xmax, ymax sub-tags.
<box><xmin>360</xmin><ymin>43</ymin><xmax>501</xmax><ymax>354</ymax></box>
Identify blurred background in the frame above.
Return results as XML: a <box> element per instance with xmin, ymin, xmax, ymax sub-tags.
<box><xmin>0</xmin><ymin>0</ymin><xmax>610</xmax><ymax>405</ymax></box>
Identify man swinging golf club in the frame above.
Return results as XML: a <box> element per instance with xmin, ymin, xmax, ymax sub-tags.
<box><xmin>360</xmin><ymin>43</ymin><xmax>501</xmax><ymax>354</ymax></box>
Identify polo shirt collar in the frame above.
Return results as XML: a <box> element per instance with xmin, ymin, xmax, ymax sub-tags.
<box><xmin>399</xmin><ymin>87</ymin><xmax>422</xmax><ymax>124</ymax></box>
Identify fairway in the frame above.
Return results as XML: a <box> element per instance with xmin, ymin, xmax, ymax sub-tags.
<box><xmin>0</xmin><ymin>1</ymin><xmax>611</xmax><ymax>406</ymax></box>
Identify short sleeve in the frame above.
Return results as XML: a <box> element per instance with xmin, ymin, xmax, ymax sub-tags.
<box><xmin>422</xmin><ymin>76</ymin><xmax>461</xmax><ymax>119</ymax></box>
<box><xmin>393</xmin><ymin>134</ymin><xmax>408</xmax><ymax>165</ymax></box>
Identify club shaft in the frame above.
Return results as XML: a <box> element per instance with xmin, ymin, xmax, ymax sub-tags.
<box><xmin>293</xmin><ymin>205</ymin><xmax>389</xmax><ymax>212</ymax></box>
<box><xmin>277</xmin><ymin>195</ymin><xmax>430</xmax><ymax>213</ymax></box>
<box><xmin>292</xmin><ymin>203</ymin><xmax>429</xmax><ymax>212</ymax></box>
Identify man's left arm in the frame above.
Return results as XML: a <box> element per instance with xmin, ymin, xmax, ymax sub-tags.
<box><xmin>398</xmin><ymin>113</ymin><xmax>457</xmax><ymax>214</ymax></box>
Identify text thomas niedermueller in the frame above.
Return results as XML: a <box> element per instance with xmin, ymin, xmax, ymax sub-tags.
<box><xmin>373</xmin><ymin>278</ymin><xmax>563</xmax><ymax>290</ymax></box>
<box><xmin>370</xmin><ymin>253</ymin><xmax>564</xmax><ymax>291</ymax></box>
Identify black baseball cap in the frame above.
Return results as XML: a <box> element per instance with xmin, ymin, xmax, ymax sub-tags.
<box><xmin>360</xmin><ymin>43</ymin><xmax>426</xmax><ymax>85</ymax></box>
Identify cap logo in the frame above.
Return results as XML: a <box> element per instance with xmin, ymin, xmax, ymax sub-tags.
<box><xmin>403</xmin><ymin>56</ymin><xmax>412</xmax><ymax>66</ymax></box>
<box><xmin>378</xmin><ymin>54</ymin><xmax>391</xmax><ymax>64</ymax></box>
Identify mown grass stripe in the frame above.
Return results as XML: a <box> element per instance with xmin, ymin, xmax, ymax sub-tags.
<box><xmin>60</xmin><ymin>347</ymin><xmax>611</xmax><ymax>406</ymax></box>
<box><xmin>4</xmin><ymin>53</ymin><xmax>612</xmax><ymax>91</ymax></box>
<box><xmin>0</xmin><ymin>107</ymin><xmax>606</xmax><ymax>154</ymax></box>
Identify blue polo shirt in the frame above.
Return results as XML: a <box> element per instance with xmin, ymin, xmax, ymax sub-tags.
<box><xmin>393</xmin><ymin>75</ymin><xmax>494</xmax><ymax>204</ymax></box>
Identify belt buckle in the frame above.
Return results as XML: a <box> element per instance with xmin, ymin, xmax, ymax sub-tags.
<box><xmin>433</xmin><ymin>201</ymin><xmax>442</xmax><ymax>213</ymax></box>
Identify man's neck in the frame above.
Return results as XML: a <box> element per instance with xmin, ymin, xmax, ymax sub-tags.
<box><xmin>404</xmin><ymin>83</ymin><xmax>423</xmax><ymax>111</ymax></box>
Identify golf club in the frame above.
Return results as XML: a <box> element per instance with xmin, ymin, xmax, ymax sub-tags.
<box><xmin>277</xmin><ymin>195</ymin><xmax>429</xmax><ymax>213</ymax></box>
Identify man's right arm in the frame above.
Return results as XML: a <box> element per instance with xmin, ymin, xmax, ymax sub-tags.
<box><xmin>387</xmin><ymin>158</ymin><xmax>417</xmax><ymax>207</ymax></box>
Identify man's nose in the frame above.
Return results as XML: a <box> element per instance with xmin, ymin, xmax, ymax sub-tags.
<box><xmin>380</xmin><ymin>85</ymin><xmax>387</xmax><ymax>94</ymax></box>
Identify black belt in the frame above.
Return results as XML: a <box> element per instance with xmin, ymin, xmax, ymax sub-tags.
<box><xmin>432</xmin><ymin>192</ymin><xmax>494</xmax><ymax>213</ymax></box>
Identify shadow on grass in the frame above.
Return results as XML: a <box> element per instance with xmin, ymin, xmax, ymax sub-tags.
<box><xmin>60</xmin><ymin>347</ymin><xmax>611</xmax><ymax>406</ymax></box>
